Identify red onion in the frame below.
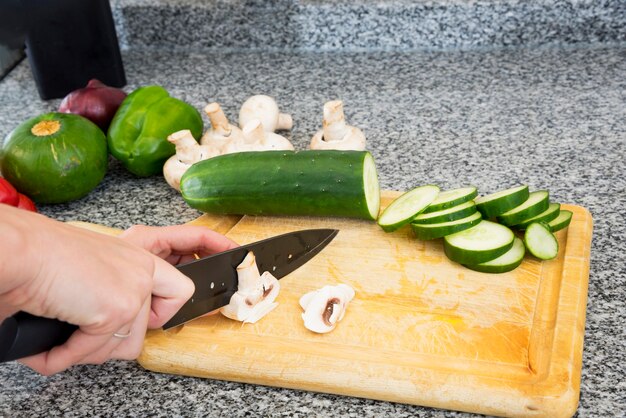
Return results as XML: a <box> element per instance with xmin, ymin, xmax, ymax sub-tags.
<box><xmin>58</xmin><ymin>79</ymin><xmax>127</xmax><ymax>131</ymax></box>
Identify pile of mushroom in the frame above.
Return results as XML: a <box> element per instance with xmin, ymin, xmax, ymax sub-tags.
<box><xmin>309</xmin><ymin>100</ymin><xmax>366</xmax><ymax>151</ymax></box>
<box><xmin>220</xmin><ymin>251</ymin><xmax>281</xmax><ymax>324</ymax></box>
<box><xmin>299</xmin><ymin>284</ymin><xmax>355</xmax><ymax>333</ymax></box>
<box><xmin>163</xmin><ymin>97</ymin><xmax>296</xmax><ymax>191</ymax></box>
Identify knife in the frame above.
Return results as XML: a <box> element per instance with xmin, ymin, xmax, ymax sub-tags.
<box><xmin>0</xmin><ymin>228</ymin><xmax>338</xmax><ymax>363</ymax></box>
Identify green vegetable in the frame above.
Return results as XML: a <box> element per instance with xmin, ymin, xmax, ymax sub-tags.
<box><xmin>1</xmin><ymin>113</ymin><xmax>107</xmax><ymax>203</ymax></box>
<box><xmin>548</xmin><ymin>210</ymin><xmax>573</xmax><ymax>232</ymax></box>
<box><xmin>412</xmin><ymin>200</ymin><xmax>477</xmax><ymax>225</ymax></box>
<box><xmin>524</xmin><ymin>222</ymin><xmax>559</xmax><ymax>260</ymax></box>
<box><xmin>475</xmin><ymin>185</ymin><xmax>529</xmax><ymax>218</ymax></box>
<box><xmin>107</xmin><ymin>86</ymin><xmax>203</xmax><ymax>177</ymax></box>
<box><xmin>512</xmin><ymin>202</ymin><xmax>561</xmax><ymax>230</ymax></box>
<box><xmin>411</xmin><ymin>211</ymin><xmax>482</xmax><ymax>240</ymax></box>
<box><xmin>181</xmin><ymin>150</ymin><xmax>380</xmax><ymax>220</ymax></box>
<box><xmin>443</xmin><ymin>220</ymin><xmax>515</xmax><ymax>265</ymax></box>
<box><xmin>377</xmin><ymin>185</ymin><xmax>439</xmax><ymax>232</ymax></box>
<box><xmin>496</xmin><ymin>190</ymin><xmax>550</xmax><ymax>226</ymax></box>
<box><xmin>423</xmin><ymin>187</ymin><xmax>477</xmax><ymax>213</ymax></box>
<box><xmin>464</xmin><ymin>237</ymin><xmax>525</xmax><ymax>274</ymax></box>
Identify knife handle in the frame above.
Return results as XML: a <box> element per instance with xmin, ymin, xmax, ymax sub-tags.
<box><xmin>0</xmin><ymin>312</ymin><xmax>77</xmax><ymax>363</ymax></box>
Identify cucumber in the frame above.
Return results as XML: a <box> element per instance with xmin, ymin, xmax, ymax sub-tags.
<box><xmin>412</xmin><ymin>200</ymin><xmax>477</xmax><ymax>225</ymax></box>
<box><xmin>496</xmin><ymin>190</ymin><xmax>550</xmax><ymax>226</ymax></box>
<box><xmin>181</xmin><ymin>150</ymin><xmax>380</xmax><ymax>219</ymax></box>
<box><xmin>475</xmin><ymin>185</ymin><xmax>529</xmax><ymax>218</ymax></box>
<box><xmin>377</xmin><ymin>185</ymin><xmax>440</xmax><ymax>232</ymax></box>
<box><xmin>512</xmin><ymin>203</ymin><xmax>561</xmax><ymax>230</ymax></box>
<box><xmin>444</xmin><ymin>220</ymin><xmax>515</xmax><ymax>265</ymax></box>
<box><xmin>465</xmin><ymin>237</ymin><xmax>525</xmax><ymax>274</ymax></box>
<box><xmin>524</xmin><ymin>222</ymin><xmax>559</xmax><ymax>260</ymax></box>
<box><xmin>548</xmin><ymin>210</ymin><xmax>573</xmax><ymax>232</ymax></box>
<box><xmin>411</xmin><ymin>211</ymin><xmax>482</xmax><ymax>240</ymax></box>
<box><xmin>423</xmin><ymin>187</ymin><xmax>477</xmax><ymax>213</ymax></box>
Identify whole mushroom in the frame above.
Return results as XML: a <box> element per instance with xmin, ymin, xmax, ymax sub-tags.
<box><xmin>299</xmin><ymin>284</ymin><xmax>355</xmax><ymax>333</ymax></box>
<box><xmin>163</xmin><ymin>130</ymin><xmax>218</xmax><ymax>191</ymax></box>
<box><xmin>221</xmin><ymin>251</ymin><xmax>280</xmax><ymax>323</ymax></box>
<box><xmin>309</xmin><ymin>100</ymin><xmax>366</xmax><ymax>151</ymax></box>
<box><xmin>200</xmin><ymin>102</ymin><xmax>243</xmax><ymax>153</ymax></box>
<box><xmin>224</xmin><ymin>119</ymin><xmax>294</xmax><ymax>154</ymax></box>
<box><xmin>239</xmin><ymin>95</ymin><xmax>293</xmax><ymax>133</ymax></box>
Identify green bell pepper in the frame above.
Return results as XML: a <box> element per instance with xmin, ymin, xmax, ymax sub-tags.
<box><xmin>107</xmin><ymin>85</ymin><xmax>203</xmax><ymax>177</ymax></box>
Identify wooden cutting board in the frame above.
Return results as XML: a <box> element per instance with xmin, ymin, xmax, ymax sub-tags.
<box><xmin>71</xmin><ymin>191</ymin><xmax>593</xmax><ymax>418</ymax></box>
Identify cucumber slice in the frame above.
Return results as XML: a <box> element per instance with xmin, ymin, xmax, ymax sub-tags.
<box><xmin>465</xmin><ymin>237</ymin><xmax>525</xmax><ymax>274</ymax></box>
<box><xmin>411</xmin><ymin>211</ymin><xmax>482</xmax><ymax>240</ymax></box>
<box><xmin>412</xmin><ymin>200</ymin><xmax>477</xmax><ymax>225</ymax></box>
<box><xmin>548</xmin><ymin>210</ymin><xmax>573</xmax><ymax>232</ymax></box>
<box><xmin>497</xmin><ymin>190</ymin><xmax>550</xmax><ymax>226</ymax></box>
<box><xmin>475</xmin><ymin>185</ymin><xmax>529</xmax><ymax>219</ymax></box>
<box><xmin>524</xmin><ymin>222</ymin><xmax>559</xmax><ymax>260</ymax></box>
<box><xmin>512</xmin><ymin>203</ymin><xmax>561</xmax><ymax>230</ymax></box>
<box><xmin>378</xmin><ymin>185</ymin><xmax>440</xmax><ymax>232</ymax></box>
<box><xmin>444</xmin><ymin>220</ymin><xmax>515</xmax><ymax>265</ymax></box>
<box><xmin>423</xmin><ymin>187</ymin><xmax>478</xmax><ymax>213</ymax></box>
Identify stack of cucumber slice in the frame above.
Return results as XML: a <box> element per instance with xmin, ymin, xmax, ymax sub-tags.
<box><xmin>378</xmin><ymin>184</ymin><xmax>573</xmax><ymax>273</ymax></box>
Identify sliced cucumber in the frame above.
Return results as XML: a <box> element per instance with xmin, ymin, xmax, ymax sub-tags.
<box><xmin>475</xmin><ymin>185</ymin><xmax>529</xmax><ymax>219</ymax></box>
<box><xmin>378</xmin><ymin>185</ymin><xmax>440</xmax><ymax>232</ymax></box>
<box><xmin>496</xmin><ymin>190</ymin><xmax>550</xmax><ymax>226</ymax></box>
<box><xmin>444</xmin><ymin>220</ymin><xmax>515</xmax><ymax>265</ymax></box>
<box><xmin>524</xmin><ymin>222</ymin><xmax>559</xmax><ymax>260</ymax></box>
<box><xmin>412</xmin><ymin>200</ymin><xmax>477</xmax><ymax>225</ymax></box>
<box><xmin>548</xmin><ymin>210</ymin><xmax>573</xmax><ymax>232</ymax></box>
<box><xmin>423</xmin><ymin>187</ymin><xmax>477</xmax><ymax>213</ymax></box>
<box><xmin>411</xmin><ymin>211</ymin><xmax>482</xmax><ymax>240</ymax></box>
<box><xmin>465</xmin><ymin>237</ymin><xmax>525</xmax><ymax>274</ymax></box>
<box><xmin>512</xmin><ymin>203</ymin><xmax>561</xmax><ymax>230</ymax></box>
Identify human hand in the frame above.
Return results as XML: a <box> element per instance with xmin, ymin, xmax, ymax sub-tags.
<box><xmin>0</xmin><ymin>205</ymin><xmax>237</xmax><ymax>375</ymax></box>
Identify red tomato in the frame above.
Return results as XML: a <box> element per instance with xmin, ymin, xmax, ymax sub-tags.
<box><xmin>17</xmin><ymin>193</ymin><xmax>37</xmax><ymax>212</ymax></box>
<box><xmin>0</xmin><ymin>177</ymin><xmax>19</xmax><ymax>206</ymax></box>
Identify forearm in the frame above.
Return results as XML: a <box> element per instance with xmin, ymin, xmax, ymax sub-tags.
<box><xmin>0</xmin><ymin>204</ymin><xmax>42</xmax><ymax>319</ymax></box>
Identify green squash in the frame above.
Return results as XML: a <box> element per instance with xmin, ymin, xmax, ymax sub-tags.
<box><xmin>1</xmin><ymin>112</ymin><xmax>108</xmax><ymax>204</ymax></box>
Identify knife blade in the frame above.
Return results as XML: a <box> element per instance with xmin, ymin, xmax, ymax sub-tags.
<box><xmin>0</xmin><ymin>228</ymin><xmax>338</xmax><ymax>363</ymax></box>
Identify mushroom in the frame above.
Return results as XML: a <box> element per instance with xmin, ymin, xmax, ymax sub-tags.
<box><xmin>220</xmin><ymin>251</ymin><xmax>280</xmax><ymax>324</ymax></box>
<box><xmin>163</xmin><ymin>129</ymin><xmax>218</xmax><ymax>191</ymax></box>
<box><xmin>239</xmin><ymin>95</ymin><xmax>293</xmax><ymax>133</ymax></box>
<box><xmin>309</xmin><ymin>100</ymin><xmax>366</xmax><ymax>151</ymax></box>
<box><xmin>299</xmin><ymin>284</ymin><xmax>355</xmax><ymax>333</ymax></box>
<box><xmin>223</xmin><ymin>119</ymin><xmax>294</xmax><ymax>154</ymax></box>
<box><xmin>200</xmin><ymin>102</ymin><xmax>243</xmax><ymax>153</ymax></box>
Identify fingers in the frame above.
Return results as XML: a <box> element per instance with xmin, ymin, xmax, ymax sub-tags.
<box><xmin>121</xmin><ymin>225</ymin><xmax>238</xmax><ymax>262</ymax></box>
<box><xmin>147</xmin><ymin>257</ymin><xmax>195</xmax><ymax>329</ymax></box>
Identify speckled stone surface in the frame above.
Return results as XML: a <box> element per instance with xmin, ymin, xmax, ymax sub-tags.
<box><xmin>1</xmin><ymin>45</ymin><xmax>625</xmax><ymax>417</ymax></box>
<box><xmin>110</xmin><ymin>0</ymin><xmax>626</xmax><ymax>51</ymax></box>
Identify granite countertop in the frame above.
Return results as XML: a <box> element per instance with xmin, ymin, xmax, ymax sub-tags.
<box><xmin>0</xmin><ymin>45</ymin><xmax>625</xmax><ymax>417</ymax></box>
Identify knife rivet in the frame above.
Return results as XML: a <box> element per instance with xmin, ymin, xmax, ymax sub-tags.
<box><xmin>210</xmin><ymin>282</ymin><xmax>215</xmax><ymax>289</ymax></box>
<box><xmin>288</xmin><ymin>254</ymin><xmax>293</xmax><ymax>259</ymax></box>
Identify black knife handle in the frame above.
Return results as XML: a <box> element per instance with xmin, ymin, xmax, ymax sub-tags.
<box><xmin>0</xmin><ymin>312</ymin><xmax>77</xmax><ymax>363</ymax></box>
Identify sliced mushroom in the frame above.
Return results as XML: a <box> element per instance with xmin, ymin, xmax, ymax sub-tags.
<box><xmin>220</xmin><ymin>251</ymin><xmax>280</xmax><ymax>324</ymax></box>
<box><xmin>200</xmin><ymin>102</ymin><xmax>243</xmax><ymax>153</ymax></box>
<box><xmin>239</xmin><ymin>95</ymin><xmax>293</xmax><ymax>132</ymax></box>
<box><xmin>223</xmin><ymin>119</ymin><xmax>294</xmax><ymax>154</ymax></box>
<box><xmin>309</xmin><ymin>100</ymin><xmax>366</xmax><ymax>151</ymax></box>
<box><xmin>163</xmin><ymin>130</ymin><xmax>218</xmax><ymax>191</ymax></box>
<box><xmin>299</xmin><ymin>284</ymin><xmax>355</xmax><ymax>333</ymax></box>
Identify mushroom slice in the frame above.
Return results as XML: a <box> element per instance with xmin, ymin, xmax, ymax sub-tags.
<box><xmin>299</xmin><ymin>284</ymin><xmax>355</xmax><ymax>333</ymax></box>
<box><xmin>220</xmin><ymin>251</ymin><xmax>280</xmax><ymax>324</ymax></box>
<box><xmin>309</xmin><ymin>100</ymin><xmax>366</xmax><ymax>151</ymax></box>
